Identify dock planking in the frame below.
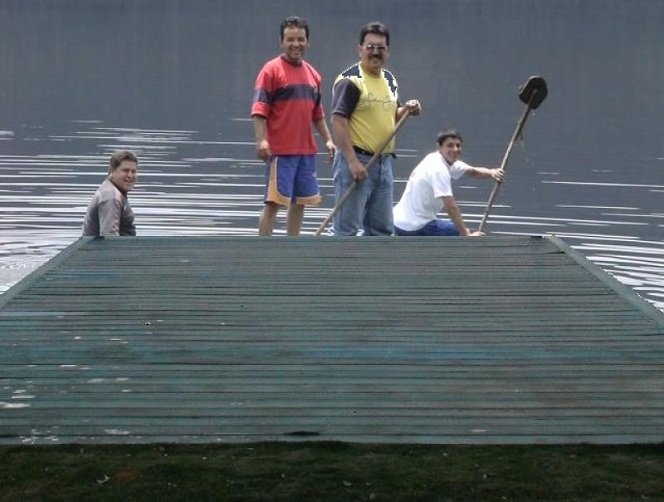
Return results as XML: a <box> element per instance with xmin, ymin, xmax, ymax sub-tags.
<box><xmin>0</xmin><ymin>235</ymin><xmax>663</xmax><ymax>445</ymax></box>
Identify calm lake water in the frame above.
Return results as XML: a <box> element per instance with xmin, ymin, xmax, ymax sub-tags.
<box><xmin>1</xmin><ymin>0</ymin><xmax>662</xmax><ymax>311</ymax></box>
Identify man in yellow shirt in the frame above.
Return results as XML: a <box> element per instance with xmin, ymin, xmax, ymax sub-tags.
<box><xmin>330</xmin><ymin>21</ymin><xmax>421</xmax><ymax>236</ymax></box>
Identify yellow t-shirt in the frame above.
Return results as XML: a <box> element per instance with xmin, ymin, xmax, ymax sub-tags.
<box><xmin>332</xmin><ymin>62</ymin><xmax>399</xmax><ymax>154</ymax></box>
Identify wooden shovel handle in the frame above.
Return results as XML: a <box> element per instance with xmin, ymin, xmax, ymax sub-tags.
<box><xmin>478</xmin><ymin>90</ymin><xmax>539</xmax><ymax>234</ymax></box>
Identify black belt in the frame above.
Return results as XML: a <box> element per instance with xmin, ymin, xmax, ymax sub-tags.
<box><xmin>353</xmin><ymin>146</ymin><xmax>396</xmax><ymax>158</ymax></box>
<box><xmin>353</xmin><ymin>146</ymin><xmax>375</xmax><ymax>156</ymax></box>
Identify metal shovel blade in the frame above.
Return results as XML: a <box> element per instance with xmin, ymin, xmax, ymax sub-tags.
<box><xmin>519</xmin><ymin>76</ymin><xmax>548</xmax><ymax>110</ymax></box>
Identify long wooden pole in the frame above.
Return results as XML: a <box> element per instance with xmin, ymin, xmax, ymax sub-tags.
<box><xmin>314</xmin><ymin>111</ymin><xmax>411</xmax><ymax>236</ymax></box>
<box><xmin>477</xmin><ymin>91</ymin><xmax>538</xmax><ymax>234</ymax></box>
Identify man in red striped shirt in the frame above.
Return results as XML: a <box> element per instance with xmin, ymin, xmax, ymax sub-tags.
<box><xmin>251</xmin><ymin>16</ymin><xmax>335</xmax><ymax>236</ymax></box>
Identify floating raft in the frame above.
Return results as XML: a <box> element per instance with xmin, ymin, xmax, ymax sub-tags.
<box><xmin>0</xmin><ymin>235</ymin><xmax>662</xmax><ymax>445</ymax></box>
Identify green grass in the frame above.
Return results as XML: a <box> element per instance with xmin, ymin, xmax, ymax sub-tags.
<box><xmin>1</xmin><ymin>442</ymin><xmax>663</xmax><ymax>501</ymax></box>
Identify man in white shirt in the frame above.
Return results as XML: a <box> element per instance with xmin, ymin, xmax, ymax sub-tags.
<box><xmin>393</xmin><ymin>129</ymin><xmax>504</xmax><ymax>237</ymax></box>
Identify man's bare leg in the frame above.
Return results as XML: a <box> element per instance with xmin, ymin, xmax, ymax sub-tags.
<box><xmin>286</xmin><ymin>203</ymin><xmax>305</xmax><ymax>236</ymax></box>
<box><xmin>258</xmin><ymin>202</ymin><xmax>280</xmax><ymax>236</ymax></box>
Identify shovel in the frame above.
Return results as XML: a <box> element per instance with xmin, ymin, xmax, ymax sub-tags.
<box><xmin>478</xmin><ymin>75</ymin><xmax>548</xmax><ymax>233</ymax></box>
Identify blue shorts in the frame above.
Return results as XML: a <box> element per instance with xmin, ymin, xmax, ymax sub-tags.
<box><xmin>265</xmin><ymin>155</ymin><xmax>321</xmax><ymax>207</ymax></box>
<box><xmin>394</xmin><ymin>219</ymin><xmax>460</xmax><ymax>236</ymax></box>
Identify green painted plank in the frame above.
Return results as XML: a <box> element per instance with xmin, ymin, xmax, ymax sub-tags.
<box><xmin>1</xmin><ymin>235</ymin><xmax>663</xmax><ymax>445</ymax></box>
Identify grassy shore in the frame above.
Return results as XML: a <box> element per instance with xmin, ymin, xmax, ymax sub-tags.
<box><xmin>1</xmin><ymin>442</ymin><xmax>663</xmax><ymax>501</ymax></box>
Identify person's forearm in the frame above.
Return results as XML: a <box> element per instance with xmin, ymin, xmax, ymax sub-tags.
<box><xmin>468</xmin><ymin>167</ymin><xmax>493</xmax><ymax>179</ymax></box>
<box><xmin>252</xmin><ymin>115</ymin><xmax>267</xmax><ymax>142</ymax></box>
<box><xmin>331</xmin><ymin>115</ymin><xmax>357</xmax><ymax>162</ymax></box>
<box><xmin>446</xmin><ymin>203</ymin><xmax>470</xmax><ymax>236</ymax></box>
<box><xmin>468</xmin><ymin>167</ymin><xmax>504</xmax><ymax>183</ymax></box>
<box><xmin>253</xmin><ymin>115</ymin><xmax>271</xmax><ymax>161</ymax></box>
<box><xmin>313</xmin><ymin>118</ymin><xmax>332</xmax><ymax>143</ymax></box>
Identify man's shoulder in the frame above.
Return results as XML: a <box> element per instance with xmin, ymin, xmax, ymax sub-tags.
<box><xmin>422</xmin><ymin>151</ymin><xmax>443</xmax><ymax>167</ymax></box>
<box><xmin>300</xmin><ymin>59</ymin><xmax>319</xmax><ymax>72</ymax></box>
<box><xmin>452</xmin><ymin>160</ymin><xmax>472</xmax><ymax>171</ymax></box>
<box><xmin>98</xmin><ymin>179</ymin><xmax>123</xmax><ymax>201</ymax></box>
<box><xmin>416</xmin><ymin>152</ymin><xmax>449</xmax><ymax>177</ymax></box>
<box><xmin>260</xmin><ymin>55</ymin><xmax>285</xmax><ymax>70</ymax></box>
<box><xmin>381</xmin><ymin>68</ymin><xmax>397</xmax><ymax>79</ymax></box>
<box><xmin>333</xmin><ymin>63</ymin><xmax>362</xmax><ymax>91</ymax></box>
<box><xmin>334</xmin><ymin>64</ymin><xmax>397</xmax><ymax>93</ymax></box>
<box><xmin>300</xmin><ymin>60</ymin><xmax>323</xmax><ymax>81</ymax></box>
<box><xmin>338</xmin><ymin>62</ymin><xmax>361</xmax><ymax>78</ymax></box>
<box><xmin>335</xmin><ymin>63</ymin><xmax>361</xmax><ymax>83</ymax></box>
<box><xmin>447</xmin><ymin>160</ymin><xmax>472</xmax><ymax>179</ymax></box>
<box><xmin>381</xmin><ymin>68</ymin><xmax>398</xmax><ymax>93</ymax></box>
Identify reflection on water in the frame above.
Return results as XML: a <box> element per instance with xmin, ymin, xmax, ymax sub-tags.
<box><xmin>0</xmin><ymin>124</ymin><xmax>272</xmax><ymax>294</ymax></box>
<box><xmin>1</xmin><ymin>123</ymin><xmax>662</xmax><ymax>313</ymax></box>
<box><xmin>1</xmin><ymin>0</ymin><xmax>663</xmax><ymax>312</ymax></box>
<box><xmin>565</xmin><ymin>239</ymin><xmax>664</xmax><ymax>309</ymax></box>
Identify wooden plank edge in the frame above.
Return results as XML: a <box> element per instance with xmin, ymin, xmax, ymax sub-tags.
<box><xmin>0</xmin><ymin>236</ymin><xmax>93</xmax><ymax>308</ymax></box>
<box><xmin>545</xmin><ymin>234</ymin><xmax>664</xmax><ymax>327</ymax></box>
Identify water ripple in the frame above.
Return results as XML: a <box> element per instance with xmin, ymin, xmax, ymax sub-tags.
<box><xmin>1</xmin><ymin>124</ymin><xmax>662</xmax><ymax>313</ymax></box>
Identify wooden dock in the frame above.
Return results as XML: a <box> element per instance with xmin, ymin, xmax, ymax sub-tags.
<box><xmin>1</xmin><ymin>235</ymin><xmax>663</xmax><ymax>445</ymax></box>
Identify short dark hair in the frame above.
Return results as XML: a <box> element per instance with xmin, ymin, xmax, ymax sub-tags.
<box><xmin>359</xmin><ymin>21</ymin><xmax>390</xmax><ymax>46</ymax></box>
<box><xmin>108</xmin><ymin>150</ymin><xmax>138</xmax><ymax>173</ymax></box>
<box><xmin>280</xmin><ymin>16</ymin><xmax>309</xmax><ymax>41</ymax></box>
<box><xmin>436</xmin><ymin>128</ymin><xmax>463</xmax><ymax>146</ymax></box>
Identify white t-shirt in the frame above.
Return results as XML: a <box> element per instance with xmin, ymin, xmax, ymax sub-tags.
<box><xmin>393</xmin><ymin>151</ymin><xmax>471</xmax><ymax>231</ymax></box>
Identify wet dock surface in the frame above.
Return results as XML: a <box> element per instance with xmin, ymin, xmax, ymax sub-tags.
<box><xmin>1</xmin><ymin>235</ymin><xmax>662</xmax><ymax>445</ymax></box>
